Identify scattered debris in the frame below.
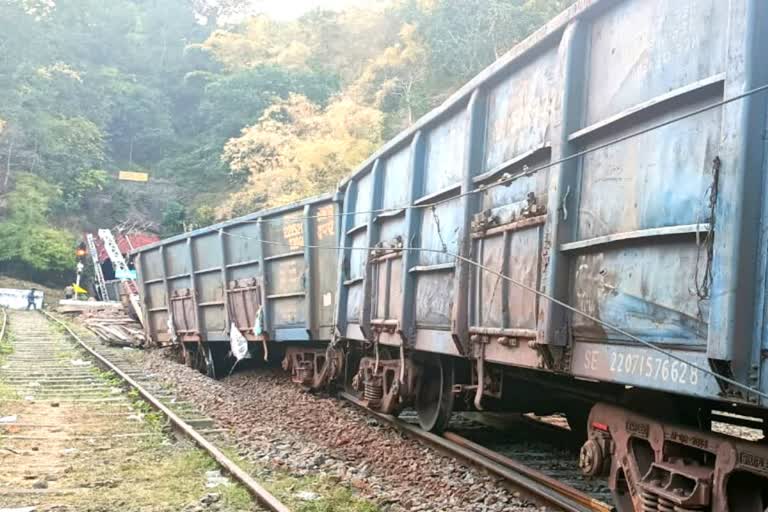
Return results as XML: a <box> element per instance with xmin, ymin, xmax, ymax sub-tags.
<box><xmin>70</xmin><ymin>359</ymin><xmax>91</xmax><ymax>366</ymax></box>
<box><xmin>295</xmin><ymin>491</ymin><xmax>320</xmax><ymax>502</ymax></box>
<box><xmin>57</xmin><ymin>303</ymin><xmax>146</xmax><ymax>347</ymax></box>
<box><xmin>200</xmin><ymin>493</ymin><xmax>221</xmax><ymax>505</ymax></box>
<box><xmin>0</xmin><ymin>415</ymin><xmax>18</xmax><ymax>423</ymax></box>
<box><xmin>204</xmin><ymin>470</ymin><xmax>231</xmax><ymax>489</ymax></box>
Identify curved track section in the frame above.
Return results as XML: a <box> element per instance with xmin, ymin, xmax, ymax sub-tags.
<box><xmin>340</xmin><ymin>392</ymin><xmax>612</xmax><ymax>512</ymax></box>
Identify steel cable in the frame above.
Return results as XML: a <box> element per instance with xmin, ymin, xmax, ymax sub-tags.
<box><xmin>217</xmin><ymin>228</ymin><xmax>768</xmax><ymax>402</ymax></box>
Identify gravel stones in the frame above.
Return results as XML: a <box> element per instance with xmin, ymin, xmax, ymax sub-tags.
<box><xmin>141</xmin><ymin>351</ymin><xmax>542</xmax><ymax>512</ymax></box>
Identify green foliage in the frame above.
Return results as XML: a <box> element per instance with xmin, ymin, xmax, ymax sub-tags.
<box><xmin>161</xmin><ymin>201</ymin><xmax>188</xmax><ymax>236</ymax></box>
<box><xmin>414</xmin><ymin>0</ymin><xmax>574</xmax><ymax>89</ymax></box>
<box><xmin>0</xmin><ymin>173</ymin><xmax>76</xmax><ymax>273</ymax></box>
<box><xmin>1</xmin><ymin>0</ymin><xmax>574</xmax><ymax>272</ymax></box>
<box><xmin>36</xmin><ymin>116</ymin><xmax>106</xmax><ymax>177</ymax></box>
<box><xmin>220</xmin><ymin>94</ymin><xmax>384</xmax><ymax>215</ymax></box>
<box><xmin>67</xmin><ymin>169</ymin><xmax>109</xmax><ymax>207</ymax></box>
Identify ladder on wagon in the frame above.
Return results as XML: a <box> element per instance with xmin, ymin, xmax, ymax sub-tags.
<box><xmin>98</xmin><ymin>229</ymin><xmax>145</xmax><ymax>327</ymax></box>
<box><xmin>85</xmin><ymin>233</ymin><xmax>110</xmax><ymax>302</ymax></box>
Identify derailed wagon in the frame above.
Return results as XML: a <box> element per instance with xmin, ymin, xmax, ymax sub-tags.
<box><xmin>132</xmin><ymin>195</ymin><xmax>339</xmax><ymax>379</ymax></box>
<box><xmin>334</xmin><ymin>0</ymin><xmax>768</xmax><ymax>509</ymax></box>
<box><xmin>133</xmin><ymin>0</ymin><xmax>768</xmax><ymax>509</ymax></box>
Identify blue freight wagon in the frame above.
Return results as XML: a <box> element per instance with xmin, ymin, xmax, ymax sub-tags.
<box><xmin>133</xmin><ymin>0</ymin><xmax>768</xmax><ymax>508</ymax></box>
<box><xmin>131</xmin><ymin>194</ymin><xmax>339</xmax><ymax>379</ymax></box>
<box><xmin>334</xmin><ymin>0</ymin><xmax>768</xmax><ymax>509</ymax></box>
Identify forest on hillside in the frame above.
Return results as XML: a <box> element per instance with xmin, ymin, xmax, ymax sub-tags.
<box><xmin>0</xmin><ymin>0</ymin><xmax>572</xmax><ymax>279</ymax></box>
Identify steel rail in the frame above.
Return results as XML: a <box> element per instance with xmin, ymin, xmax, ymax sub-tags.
<box><xmin>40</xmin><ymin>310</ymin><xmax>291</xmax><ymax>512</ymax></box>
<box><xmin>442</xmin><ymin>432</ymin><xmax>612</xmax><ymax>512</ymax></box>
<box><xmin>339</xmin><ymin>391</ymin><xmax>610</xmax><ymax>512</ymax></box>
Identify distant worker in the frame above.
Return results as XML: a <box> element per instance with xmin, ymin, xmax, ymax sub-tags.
<box><xmin>64</xmin><ymin>285</ymin><xmax>74</xmax><ymax>300</ymax></box>
<box><xmin>26</xmin><ymin>288</ymin><xmax>38</xmax><ymax>310</ymax></box>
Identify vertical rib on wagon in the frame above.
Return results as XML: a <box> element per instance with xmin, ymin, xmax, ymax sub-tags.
<box><xmin>452</xmin><ymin>89</ymin><xmax>487</xmax><ymax>356</ymax></box>
<box><xmin>361</xmin><ymin>159</ymin><xmax>384</xmax><ymax>340</ymax></box>
<box><xmin>335</xmin><ymin>181</ymin><xmax>358</xmax><ymax>338</ymax></box>
<box><xmin>399</xmin><ymin>132</ymin><xmax>426</xmax><ymax>346</ymax></box>
<box><xmin>708</xmin><ymin>0</ymin><xmax>768</xmax><ymax>397</ymax></box>
<box><xmin>539</xmin><ymin>21</ymin><xmax>588</xmax><ymax>353</ymax></box>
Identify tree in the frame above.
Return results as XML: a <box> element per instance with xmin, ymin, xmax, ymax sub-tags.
<box><xmin>350</xmin><ymin>22</ymin><xmax>430</xmax><ymax>132</ymax></box>
<box><xmin>219</xmin><ymin>93</ymin><xmax>384</xmax><ymax>217</ymax></box>
<box><xmin>0</xmin><ymin>173</ymin><xmax>75</xmax><ymax>273</ymax></box>
<box><xmin>413</xmin><ymin>0</ymin><xmax>575</xmax><ymax>90</ymax></box>
<box><xmin>0</xmin><ymin>0</ymin><xmax>576</xmax><ymax>273</ymax></box>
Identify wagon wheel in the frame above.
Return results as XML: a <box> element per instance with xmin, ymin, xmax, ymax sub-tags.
<box><xmin>181</xmin><ymin>343</ymin><xmax>196</xmax><ymax>368</ymax></box>
<box><xmin>184</xmin><ymin>343</ymin><xmax>208</xmax><ymax>375</ymax></box>
<box><xmin>195</xmin><ymin>348</ymin><xmax>208</xmax><ymax>374</ymax></box>
<box><xmin>205</xmin><ymin>343</ymin><xmax>233</xmax><ymax>380</ymax></box>
<box><xmin>415</xmin><ymin>356</ymin><xmax>454</xmax><ymax>433</ymax></box>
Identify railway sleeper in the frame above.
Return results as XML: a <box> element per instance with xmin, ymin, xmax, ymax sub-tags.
<box><xmin>583</xmin><ymin>402</ymin><xmax>768</xmax><ymax>512</ymax></box>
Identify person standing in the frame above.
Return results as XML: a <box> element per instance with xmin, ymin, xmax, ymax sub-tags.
<box><xmin>26</xmin><ymin>288</ymin><xmax>37</xmax><ymax>310</ymax></box>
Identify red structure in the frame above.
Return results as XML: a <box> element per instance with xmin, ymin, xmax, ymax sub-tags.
<box><xmin>94</xmin><ymin>232</ymin><xmax>160</xmax><ymax>263</ymax></box>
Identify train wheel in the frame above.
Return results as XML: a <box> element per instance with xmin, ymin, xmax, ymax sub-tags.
<box><xmin>181</xmin><ymin>344</ymin><xmax>191</xmax><ymax>366</ymax></box>
<box><xmin>184</xmin><ymin>344</ymin><xmax>207</xmax><ymax>374</ymax></box>
<box><xmin>205</xmin><ymin>344</ymin><xmax>233</xmax><ymax>380</ymax></box>
<box><xmin>194</xmin><ymin>347</ymin><xmax>208</xmax><ymax>374</ymax></box>
<box><xmin>416</xmin><ymin>356</ymin><xmax>454</xmax><ymax>433</ymax></box>
<box><xmin>182</xmin><ymin>343</ymin><xmax>198</xmax><ymax>368</ymax></box>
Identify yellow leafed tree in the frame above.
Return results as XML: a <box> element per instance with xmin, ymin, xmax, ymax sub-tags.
<box><xmin>350</xmin><ymin>23</ymin><xmax>429</xmax><ymax>129</ymax></box>
<box><xmin>218</xmin><ymin>94</ymin><xmax>384</xmax><ymax>218</ymax></box>
<box><xmin>197</xmin><ymin>15</ymin><xmax>309</xmax><ymax>71</ymax></box>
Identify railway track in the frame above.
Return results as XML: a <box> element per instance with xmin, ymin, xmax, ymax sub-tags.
<box><xmin>0</xmin><ymin>310</ymin><xmax>288</xmax><ymax>512</ymax></box>
<box><xmin>5</xmin><ymin>307</ymin><xmax>614</xmax><ymax>512</ymax></box>
<box><xmin>339</xmin><ymin>392</ymin><xmax>614</xmax><ymax>512</ymax></box>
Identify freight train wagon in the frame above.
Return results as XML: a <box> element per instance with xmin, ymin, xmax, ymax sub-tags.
<box><xmin>131</xmin><ymin>195</ymin><xmax>339</xmax><ymax>379</ymax></box>
<box><xmin>333</xmin><ymin>0</ymin><xmax>768</xmax><ymax>510</ymax></box>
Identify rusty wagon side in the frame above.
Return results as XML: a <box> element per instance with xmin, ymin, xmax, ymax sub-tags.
<box><xmin>334</xmin><ymin>0</ymin><xmax>768</xmax><ymax>508</ymax></box>
<box><xmin>131</xmin><ymin>194</ymin><xmax>339</xmax><ymax>378</ymax></box>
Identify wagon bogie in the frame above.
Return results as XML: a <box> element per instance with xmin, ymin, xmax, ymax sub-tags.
<box><xmin>585</xmin><ymin>402</ymin><xmax>768</xmax><ymax>512</ymax></box>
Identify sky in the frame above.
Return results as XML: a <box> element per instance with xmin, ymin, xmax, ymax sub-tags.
<box><xmin>246</xmin><ymin>0</ymin><xmax>378</xmax><ymax>20</ymax></box>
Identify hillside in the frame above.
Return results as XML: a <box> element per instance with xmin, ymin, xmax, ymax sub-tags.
<box><xmin>0</xmin><ymin>0</ymin><xmax>573</xmax><ymax>283</ymax></box>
